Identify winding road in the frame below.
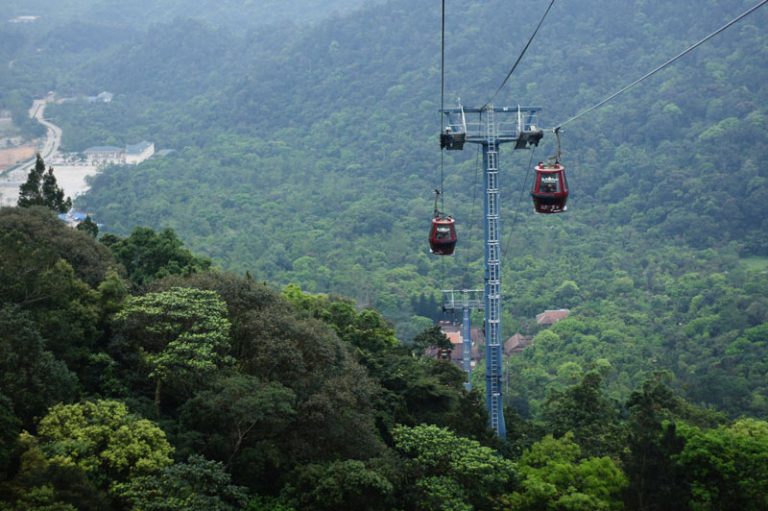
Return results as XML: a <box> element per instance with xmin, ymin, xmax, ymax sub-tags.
<box><xmin>0</xmin><ymin>97</ymin><xmax>63</xmax><ymax>205</ymax></box>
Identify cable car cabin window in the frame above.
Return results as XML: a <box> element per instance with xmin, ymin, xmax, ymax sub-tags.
<box><xmin>540</xmin><ymin>175</ymin><xmax>560</xmax><ymax>193</ymax></box>
<box><xmin>435</xmin><ymin>226</ymin><xmax>452</xmax><ymax>240</ymax></box>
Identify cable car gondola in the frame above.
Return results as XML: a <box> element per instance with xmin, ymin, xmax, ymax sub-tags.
<box><xmin>429</xmin><ymin>215</ymin><xmax>457</xmax><ymax>255</ymax></box>
<box><xmin>531</xmin><ymin>127</ymin><xmax>569</xmax><ymax>214</ymax></box>
<box><xmin>531</xmin><ymin>161</ymin><xmax>568</xmax><ymax>214</ymax></box>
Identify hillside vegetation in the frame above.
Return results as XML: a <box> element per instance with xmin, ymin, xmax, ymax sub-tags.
<box><xmin>1</xmin><ymin>205</ymin><xmax>767</xmax><ymax>510</ymax></box>
<box><xmin>1</xmin><ymin>0</ymin><xmax>767</xmax><ymax>507</ymax></box>
<box><xmin>44</xmin><ymin>0</ymin><xmax>768</xmax><ymax>414</ymax></box>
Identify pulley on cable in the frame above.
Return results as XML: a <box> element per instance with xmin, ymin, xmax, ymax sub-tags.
<box><xmin>531</xmin><ymin>127</ymin><xmax>569</xmax><ymax>214</ymax></box>
<box><xmin>429</xmin><ymin>189</ymin><xmax>457</xmax><ymax>255</ymax></box>
<box><xmin>440</xmin><ymin>104</ymin><xmax>467</xmax><ymax>151</ymax></box>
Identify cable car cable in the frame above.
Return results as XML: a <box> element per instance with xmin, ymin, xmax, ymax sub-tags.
<box><xmin>552</xmin><ymin>0</ymin><xmax>768</xmax><ymax>130</ymax></box>
<box><xmin>481</xmin><ymin>0</ymin><xmax>557</xmax><ymax>110</ymax></box>
<box><xmin>441</xmin><ymin>0</ymin><xmax>445</xmax><ymax>117</ymax></box>
<box><xmin>439</xmin><ymin>0</ymin><xmax>446</xmax><ymax>211</ymax></box>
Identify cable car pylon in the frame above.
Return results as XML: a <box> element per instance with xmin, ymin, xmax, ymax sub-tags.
<box><xmin>441</xmin><ymin>103</ymin><xmax>543</xmax><ymax>437</ymax></box>
<box><xmin>442</xmin><ymin>289</ymin><xmax>483</xmax><ymax>390</ymax></box>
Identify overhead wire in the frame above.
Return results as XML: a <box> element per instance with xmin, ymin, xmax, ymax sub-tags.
<box><xmin>481</xmin><ymin>0</ymin><xmax>557</xmax><ymax>110</ymax></box>
<box><xmin>438</xmin><ymin>0</ymin><xmax>447</xmax><ymax>292</ymax></box>
<box><xmin>439</xmin><ymin>0</ymin><xmax>446</xmax><ymax>212</ymax></box>
<box><xmin>552</xmin><ymin>0</ymin><xmax>768</xmax><ymax>130</ymax></box>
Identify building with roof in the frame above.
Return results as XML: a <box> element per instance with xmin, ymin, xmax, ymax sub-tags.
<box><xmin>83</xmin><ymin>146</ymin><xmax>123</xmax><ymax>165</ymax></box>
<box><xmin>125</xmin><ymin>141</ymin><xmax>154</xmax><ymax>165</ymax></box>
<box><xmin>424</xmin><ymin>321</ymin><xmax>484</xmax><ymax>368</ymax></box>
<box><xmin>9</xmin><ymin>16</ymin><xmax>39</xmax><ymax>23</ymax></box>
<box><xmin>86</xmin><ymin>91</ymin><xmax>114</xmax><ymax>103</ymax></box>
<box><xmin>536</xmin><ymin>309</ymin><xmax>571</xmax><ymax>326</ymax></box>
<box><xmin>504</xmin><ymin>333</ymin><xmax>534</xmax><ymax>355</ymax></box>
<box><xmin>82</xmin><ymin>141</ymin><xmax>155</xmax><ymax>166</ymax></box>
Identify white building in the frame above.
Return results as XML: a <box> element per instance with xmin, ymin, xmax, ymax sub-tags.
<box><xmin>125</xmin><ymin>141</ymin><xmax>154</xmax><ymax>165</ymax></box>
<box><xmin>82</xmin><ymin>141</ymin><xmax>155</xmax><ymax>165</ymax></box>
<box><xmin>83</xmin><ymin>145</ymin><xmax>124</xmax><ymax>165</ymax></box>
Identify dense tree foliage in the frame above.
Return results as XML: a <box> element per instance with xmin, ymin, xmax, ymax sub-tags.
<box><xmin>100</xmin><ymin>227</ymin><xmax>211</xmax><ymax>287</ymax></box>
<box><xmin>0</xmin><ymin>204</ymin><xmax>766</xmax><ymax>509</ymax></box>
<box><xmin>2</xmin><ymin>0</ymin><xmax>768</xmax><ymax>507</ymax></box>
<box><xmin>505</xmin><ymin>433</ymin><xmax>627</xmax><ymax>511</ymax></box>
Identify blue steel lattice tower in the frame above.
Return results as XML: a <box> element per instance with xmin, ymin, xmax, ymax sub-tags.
<box><xmin>441</xmin><ymin>104</ymin><xmax>542</xmax><ymax>437</ymax></box>
<box><xmin>442</xmin><ymin>289</ymin><xmax>483</xmax><ymax>390</ymax></box>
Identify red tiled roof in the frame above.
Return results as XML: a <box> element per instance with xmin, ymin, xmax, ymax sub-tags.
<box><xmin>536</xmin><ymin>309</ymin><xmax>570</xmax><ymax>325</ymax></box>
<box><xmin>504</xmin><ymin>333</ymin><xmax>534</xmax><ymax>355</ymax></box>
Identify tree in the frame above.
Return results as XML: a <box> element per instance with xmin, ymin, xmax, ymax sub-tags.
<box><xmin>541</xmin><ymin>371</ymin><xmax>623</xmax><ymax>458</ymax></box>
<box><xmin>623</xmin><ymin>377</ymin><xmax>690</xmax><ymax>511</ymax></box>
<box><xmin>0</xmin><ymin>432</ymin><xmax>110</xmax><ymax>511</ymax></box>
<box><xmin>392</xmin><ymin>424</ymin><xmax>515</xmax><ymax>511</ymax></box>
<box><xmin>673</xmin><ymin>419</ymin><xmax>768</xmax><ymax>511</ymax></box>
<box><xmin>280</xmin><ymin>460</ymin><xmax>394</xmax><ymax>511</ymax></box>
<box><xmin>179</xmin><ymin>374</ymin><xmax>296</xmax><ymax>470</ymax></box>
<box><xmin>36</xmin><ymin>400</ymin><xmax>173</xmax><ymax>490</ymax></box>
<box><xmin>113</xmin><ymin>455</ymin><xmax>248</xmax><ymax>511</ymax></box>
<box><xmin>75</xmin><ymin>216</ymin><xmax>98</xmax><ymax>238</ymax></box>
<box><xmin>14</xmin><ymin>259</ymin><xmax>103</xmax><ymax>373</ymax></box>
<box><xmin>504</xmin><ymin>433</ymin><xmax>627</xmax><ymax>511</ymax></box>
<box><xmin>411</xmin><ymin>325</ymin><xmax>453</xmax><ymax>353</ymax></box>
<box><xmin>0</xmin><ymin>393</ymin><xmax>21</xmax><ymax>478</ymax></box>
<box><xmin>111</xmin><ymin>287</ymin><xmax>233</xmax><ymax>414</ymax></box>
<box><xmin>101</xmin><ymin>227</ymin><xmax>211</xmax><ymax>287</ymax></box>
<box><xmin>0</xmin><ymin>206</ymin><xmax>115</xmax><ymax>289</ymax></box>
<box><xmin>0</xmin><ymin>305</ymin><xmax>77</xmax><ymax>428</ymax></box>
<box><xmin>18</xmin><ymin>154</ymin><xmax>71</xmax><ymax>213</ymax></box>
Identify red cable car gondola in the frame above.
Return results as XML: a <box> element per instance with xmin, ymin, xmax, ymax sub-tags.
<box><xmin>531</xmin><ymin>161</ymin><xmax>569</xmax><ymax>214</ymax></box>
<box><xmin>429</xmin><ymin>215</ymin><xmax>457</xmax><ymax>255</ymax></box>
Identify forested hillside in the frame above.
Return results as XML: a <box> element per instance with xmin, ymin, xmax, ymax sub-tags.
<box><xmin>2</xmin><ymin>206</ymin><xmax>767</xmax><ymax>510</ymax></box>
<box><xmin>1</xmin><ymin>0</ymin><xmax>767</xmax><ymax>507</ymax></box>
<box><xmin>44</xmin><ymin>0</ymin><xmax>768</xmax><ymax>414</ymax></box>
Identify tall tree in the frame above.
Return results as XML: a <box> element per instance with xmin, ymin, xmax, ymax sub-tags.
<box><xmin>100</xmin><ymin>227</ymin><xmax>211</xmax><ymax>287</ymax></box>
<box><xmin>111</xmin><ymin>287</ymin><xmax>233</xmax><ymax>414</ymax></box>
<box><xmin>17</xmin><ymin>154</ymin><xmax>71</xmax><ymax>213</ymax></box>
<box><xmin>673</xmin><ymin>419</ymin><xmax>768</xmax><ymax>511</ymax></box>
<box><xmin>0</xmin><ymin>305</ymin><xmax>77</xmax><ymax>428</ymax></box>
<box><xmin>113</xmin><ymin>455</ymin><xmax>248</xmax><ymax>511</ymax></box>
<box><xmin>392</xmin><ymin>424</ymin><xmax>516</xmax><ymax>511</ymax></box>
<box><xmin>75</xmin><ymin>215</ymin><xmax>98</xmax><ymax>238</ymax></box>
<box><xmin>541</xmin><ymin>371</ymin><xmax>623</xmax><ymax>458</ymax></box>
<box><xmin>623</xmin><ymin>377</ymin><xmax>690</xmax><ymax>511</ymax></box>
<box><xmin>35</xmin><ymin>400</ymin><xmax>173</xmax><ymax>490</ymax></box>
<box><xmin>504</xmin><ymin>433</ymin><xmax>627</xmax><ymax>511</ymax></box>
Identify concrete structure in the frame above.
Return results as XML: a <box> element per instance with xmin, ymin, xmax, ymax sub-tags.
<box><xmin>86</xmin><ymin>92</ymin><xmax>114</xmax><ymax>103</ymax></box>
<box><xmin>9</xmin><ymin>16</ymin><xmax>40</xmax><ymax>23</ymax></box>
<box><xmin>125</xmin><ymin>141</ymin><xmax>154</xmax><ymax>165</ymax></box>
<box><xmin>83</xmin><ymin>141</ymin><xmax>155</xmax><ymax>166</ymax></box>
<box><xmin>83</xmin><ymin>146</ymin><xmax>124</xmax><ymax>165</ymax></box>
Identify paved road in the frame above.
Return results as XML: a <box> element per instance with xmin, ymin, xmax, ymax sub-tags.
<box><xmin>0</xmin><ymin>97</ymin><xmax>62</xmax><ymax>205</ymax></box>
<box><xmin>2</xmin><ymin>98</ymin><xmax>61</xmax><ymax>171</ymax></box>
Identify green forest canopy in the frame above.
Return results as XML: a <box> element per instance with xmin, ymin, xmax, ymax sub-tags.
<box><xmin>1</xmin><ymin>206</ymin><xmax>767</xmax><ymax>509</ymax></box>
<box><xmin>1</xmin><ymin>1</ymin><xmax>767</xmax><ymax>505</ymax></box>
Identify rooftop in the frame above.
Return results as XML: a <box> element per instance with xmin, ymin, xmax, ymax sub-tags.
<box><xmin>84</xmin><ymin>145</ymin><xmax>122</xmax><ymax>153</ymax></box>
<box><xmin>126</xmin><ymin>141</ymin><xmax>153</xmax><ymax>154</ymax></box>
